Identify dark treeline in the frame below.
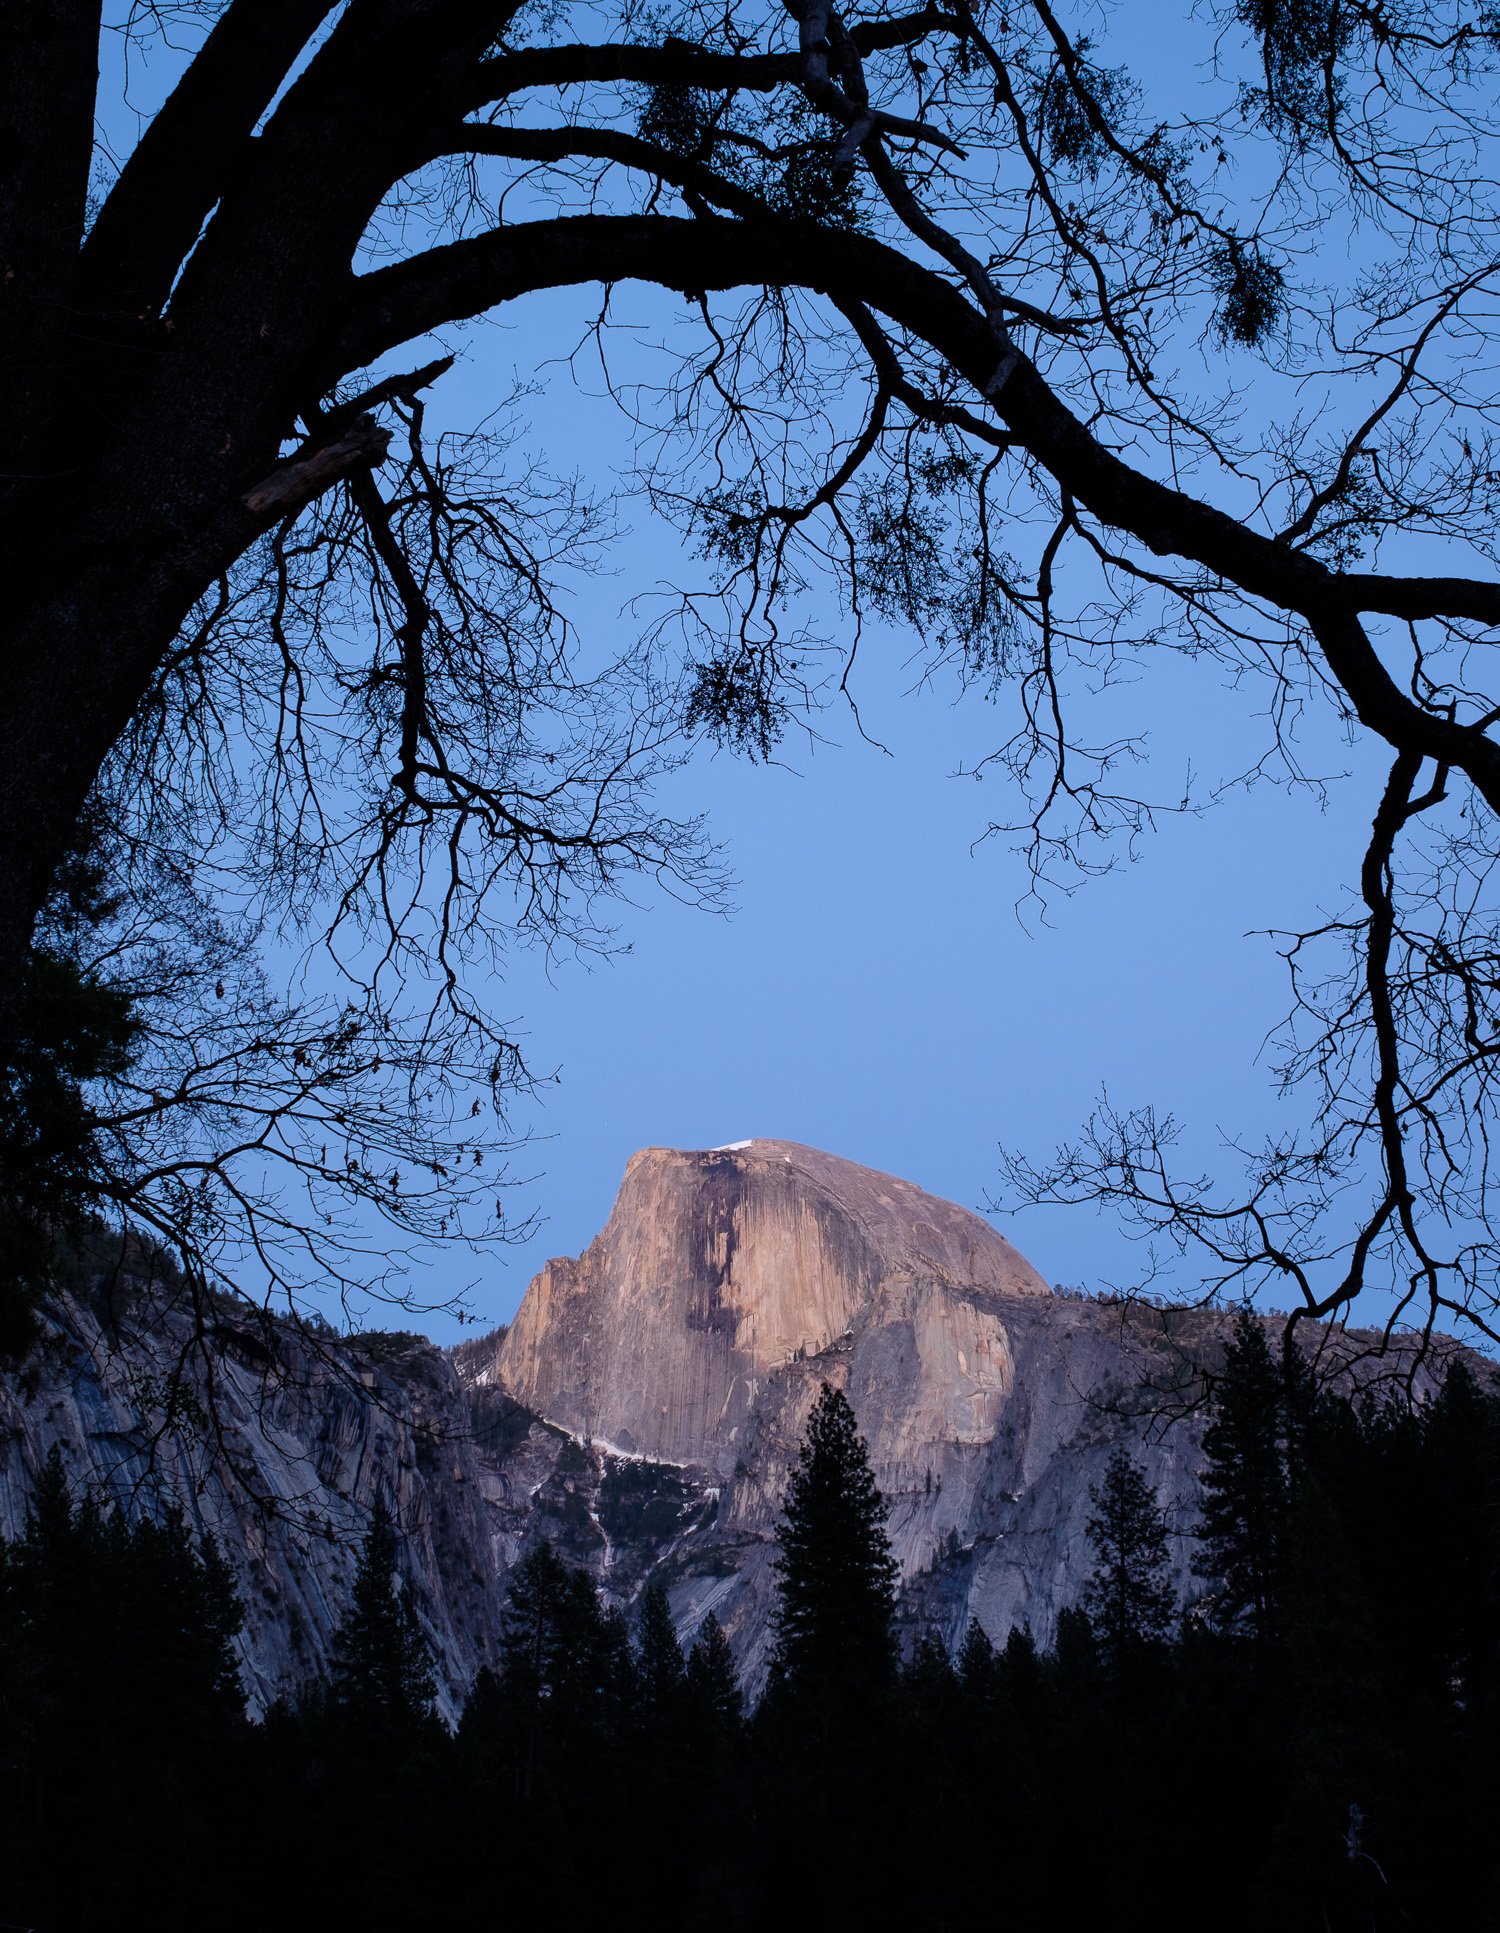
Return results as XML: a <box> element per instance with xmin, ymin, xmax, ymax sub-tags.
<box><xmin>3</xmin><ymin>1323</ymin><xmax>1499</xmax><ymax>1931</ymax></box>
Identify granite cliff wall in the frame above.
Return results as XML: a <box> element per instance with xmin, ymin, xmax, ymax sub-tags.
<box><xmin>498</xmin><ymin>1139</ymin><xmax>1047</xmax><ymax>1475</ymax></box>
<box><xmin>0</xmin><ymin>1141</ymin><xmax>1465</xmax><ymax>1706</ymax></box>
<box><xmin>0</xmin><ymin>1285</ymin><xmax>509</xmax><ymax>1719</ymax></box>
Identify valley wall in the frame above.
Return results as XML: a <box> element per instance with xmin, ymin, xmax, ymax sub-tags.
<box><xmin>0</xmin><ymin>1141</ymin><xmax>1464</xmax><ymax>1706</ymax></box>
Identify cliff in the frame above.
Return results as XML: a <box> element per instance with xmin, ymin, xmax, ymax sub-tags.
<box><xmin>0</xmin><ymin>1281</ymin><xmax>510</xmax><ymax>1719</ymax></box>
<box><xmin>0</xmin><ymin>1141</ymin><xmax>1469</xmax><ymax>1706</ymax></box>
<box><xmin>498</xmin><ymin>1139</ymin><xmax>1048</xmax><ymax>1472</ymax></box>
<box><xmin>491</xmin><ymin>1142</ymin><xmax>1219</xmax><ymax>1676</ymax></box>
<box><xmin>490</xmin><ymin>1139</ymin><xmax>1470</xmax><ymax>1681</ymax></box>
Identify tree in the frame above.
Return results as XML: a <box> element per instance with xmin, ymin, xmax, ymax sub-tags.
<box><xmin>331</xmin><ymin>1500</ymin><xmax>437</xmax><ymax>1732</ymax></box>
<box><xmin>636</xmin><ymin>1579</ymin><xmax>686</xmax><ymax>1717</ymax></box>
<box><xmin>1195</xmin><ymin>1309</ymin><xmax>1292</xmax><ymax>1646</ymax></box>
<box><xmin>1083</xmin><ymin>1445</ymin><xmax>1176</xmax><ymax>1671</ymax></box>
<box><xmin>0</xmin><ymin>816</ymin><xmax>140</xmax><ymax>1350</ymax></box>
<box><xmin>1244</xmin><ymin>1479</ymin><xmax>1396</xmax><ymax>1928</ymax></box>
<box><xmin>684</xmin><ymin>1611</ymin><xmax>743</xmax><ymax>1736</ymax></box>
<box><xmin>956</xmin><ymin>1616</ymin><xmax>1001</xmax><ymax>1703</ymax></box>
<box><xmin>496</xmin><ymin>1540</ymin><xmax>631</xmax><ymax>1798</ymax></box>
<box><xmin>770</xmin><ymin>1381</ymin><xmax>899</xmax><ymax>1703</ymax></box>
<box><xmin>10</xmin><ymin>0</ymin><xmax>1500</xmax><ymax>1349</ymax></box>
<box><xmin>902</xmin><ymin>1629</ymin><xmax>960</xmax><ymax>1715</ymax></box>
<box><xmin>499</xmin><ymin>1541</ymin><xmax>613</xmax><ymax>1708</ymax></box>
<box><xmin>999</xmin><ymin>1622</ymin><xmax>1043</xmax><ymax>1705</ymax></box>
<box><xmin>762</xmin><ymin>1383</ymin><xmax>900</xmax><ymax>1922</ymax></box>
<box><xmin>1418</xmin><ymin>1361</ymin><xmax>1500</xmax><ymax>1700</ymax></box>
<box><xmin>0</xmin><ymin>1446</ymin><xmax>248</xmax><ymax>1928</ymax></box>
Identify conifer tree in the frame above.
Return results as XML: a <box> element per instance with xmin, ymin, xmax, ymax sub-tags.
<box><xmin>499</xmin><ymin>1540</ymin><xmax>567</xmax><ymax>1715</ymax></box>
<box><xmin>951</xmin><ymin>1618</ymin><xmax>1003</xmax><ymax>1886</ymax></box>
<box><xmin>116</xmin><ymin>1507</ymin><xmax>245</xmax><ymax>1749</ymax></box>
<box><xmin>22</xmin><ymin>1442</ymin><xmax>74</xmax><ymax>1551</ymax></box>
<box><xmin>770</xmin><ymin>1381</ymin><xmax>898</xmax><ymax>1702</ymax></box>
<box><xmin>684</xmin><ymin>1611</ymin><xmax>742</xmax><ymax>1734</ymax></box>
<box><xmin>13</xmin><ymin>1446</ymin><xmax>244</xmax><ymax>1735</ymax></box>
<box><xmin>902</xmin><ymin>1631</ymin><xmax>960</xmax><ymax>1721</ymax></box>
<box><xmin>1000</xmin><ymin>1622</ymin><xmax>1042</xmax><ymax>1701</ymax></box>
<box><xmin>1255</xmin><ymin>1479</ymin><xmax>1391</xmax><ymax>1926</ymax></box>
<box><xmin>501</xmin><ymin>1542</ymin><xmax>591</xmax><ymax>1705</ymax></box>
<box><xmin>1195</xmin><ymin>1308</ymin><xmax>1291</xmax><ymax>1645</ymax></box>
<box><xmin>455</xmin><ymin>1663</ymin><xmax>505</xmax><ymax>1761</ymax></box>
<box><xmin>762</xmin><ymin>1384</ymin><xmax>900</xmax><ymax>1927</ymax></box>
<box><xmin>596</xmin><ymin>1600</ymin><xmax>636</xmax><ymax>1730</ymax></box>
<box><xmin>331</xmin><ymin>1500</ymin><xmax>436</xmax><ymax>1731</ymax></box>
<box><xmin>636</xmin><ymin>1579</ymin><xmax>685</xmax><ymax>1717</ymax></box>
<box><xmin>992</xmin><ymin>1621</ymin><xmax>1046</xmax><ymax>1781</ymax></box>
<box><xmin>670</xmin><ymin>1611</ymin><xmax>744</xmax><ymax>1918</ymax></box>
<box><xmin>498</xmin><ymin>1541</ymin><xmax>631</xmax><ymax>1792</ymax></box>
<box><xmin>0</xmin><ymin>1448</ymin><xmax>248</xmax><ymax>1931</ymax></box>
<box><xmin>1083</xmin><ymin>1446</ymin><xmax>1176</xmax><ymax>1671</ymax></box>
<box><xmin>15</xmin><ymin>1445</ymin><xmax>101</xmax><ymax>1689</ymax></box>
<box><xmin>1421</xmin><ymin>1360</ymin><xmax>1500</xmax><ymax>1698</ymax></box>
<box><xmin>503</xmin><ymin>1543</ymin><xmax>629</xmax><ymax>1713</ymax></box>
<box><xmin>1280</xmin><ymin>1332</ymin><xmax>1322</xmax><ymax>1494</ymax></box>
<box><xmin>1051</xmin><ymin>1605</ymin><xmax>1101</xmax><ymax>1693</ymax></box>
<box><xmin>956</xmin><ymin>1618</ymin><xmax>1001</xmax><ymax>1703</ymax></box>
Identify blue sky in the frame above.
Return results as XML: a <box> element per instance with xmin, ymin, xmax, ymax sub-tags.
<box><xmin>91</xmin><ymin>9</ymin><xmax>1413</xmax><ymax>1343</ymax></box>
<box><xmin>412</xmin><ymin>286</ymin><xmax>1384</xmax><ymax>1340</ymax></box>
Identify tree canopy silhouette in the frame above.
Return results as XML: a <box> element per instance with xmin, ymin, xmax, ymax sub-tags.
<box><xmin>7</xmin><ymin>0</ymin><xmax>1500</xmax><ymax>1347</ymax></box>
<box><xmin>1083</xmin><ymin>1444</ymin><xmax>1176</xmax><ymax>1670</ymax></box>
<box><xmin>1196</xmin><ymin>1308</ymin><xmax>1294</xmax><ymax>1646</ymax></box>
<box><xmin>330</xmin><ymin>1498</ymin><xmax>438</xmax><ymax>1735</ymax></box>
<box><xmin>4</xmin><ymin>1363</ymin><xmax>1500</xmax><ymax>1926</ymax></box>
<box><xmin>771</xmin><ymin>1380</ymin><xmax>898</xmax><ymax>1700</ymax></box>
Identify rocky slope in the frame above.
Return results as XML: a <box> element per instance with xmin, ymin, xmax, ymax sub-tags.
<box><xmin>499</xmin><ymin>1139</ymin><xmax>1048</xmax><ymax>1473</ymax></box>
<box><xmin>0</xmin><ymin>1279</ymin><xmax>510</xmax><ymax>1720</ymax></box>
<box><xmin>490</xmin><ymin>1140</ymin><xmax>1223</xmax><ymax>1679</ymax></box>
<box><xmin>0</xmin><ymin>1141</ymin><xmax>1470</xmax><ymax>1706</ymax></box>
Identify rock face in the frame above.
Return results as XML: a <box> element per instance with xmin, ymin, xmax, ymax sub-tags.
<box><xmin>0</xmin><ymin>1286</ymin><xmax>511</xmax><ymax>1720</ymax></box>
<box><xmin>493</xmin><ymin>1140</ymin><xmax>1217</xmax><ymax>1679</ymax></box>
<box><xmin>0</xmin><ymin>1141</ymin><xmax>1474</xmax><ymax>1706</ymax></box>
<box><xmin>499</xmin><ymin>1139</ymin><xmax>1048</xmax><ymax>1473</ymax></box>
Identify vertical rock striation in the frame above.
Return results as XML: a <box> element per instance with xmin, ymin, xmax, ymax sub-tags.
<box><xmin>498</xmin><ymin>1139</ymin><xmax>1047</xmax><ymax>1474</ymax></box>
<box><xmin>492</xmin><ymin>1140</ymin><xmax>1468</xmax><ymax>1683</ymax></box>
<box><xmin>0</xmin><ymin>1287</ymin><xmax>509</xmax><ymax>1720</ymax></box>
<box><xmin>0</xmin><ymin>1141</ymin><xmax>1476</xmax><ymax>1706</ymax></box>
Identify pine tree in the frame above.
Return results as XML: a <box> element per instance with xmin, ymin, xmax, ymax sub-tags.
<box><xmin>1051</xmin><ymin>1605</ymin><xmax>1101</xmax><ymax>1687</ymax></box>
<box><xmin>23</xmin><ymin>1442</ymin><xmax>75</xmax><ymax>1550</ymax></box>
<box><xmin>499</xmin><ymin>1540</ymin><xmax>574</xmax><ymax>1707</ymax></box>
<box><xmin>1083</xmin><ymin>1446</ymin><xmax>1175</xmax><ymax>1671</ymax></box>
<box><xmin>489</xmin><ymin>1542</ymin><xmax>641</xmax><ymax>1912</ymax></box>
<box><xmin>114</xmin><ymin>1507</ymin><xmax>245</xmax><ymax>1761</ymax></box>
<box><xmin>1280</xmin><ymin>1330</ymin><xmax>1322</xmax><ymax>1494</ymax></box>
<box><xmin>500</xmin><ymin>1541</ymin><xmax>618</xmax><ymax>1715</ymax></box>
<box><xmin>1421</xmin><ymin>1359</ymin><xmax>1500</xmax><ymax>1698</ymax></box>
<box><xmin>331</xmin><ymin>1500</ymin><xmax>436</xmax><ymax>1731</ymax></box>
<box><xmin>497</xmin><ymin>1540</ymin><xmax>633</xmax><ymax>1801</ymax></box>
<box><xmin>770</xmin><ymin>1381</ymin><xmax>898</xmax><ymax>1702</ymax></box>
<box><xmin>761</xmin><ymin>1384</ymin><xmax>900</xmax><ymax>1927</ymax></box>
<box><xmin>999</xmin><ymin>1621</ymin><xmax>1042</xmax><ymax>1699</ymax></box>
<box><xmin>684</xmin><ymin>1611</ymin><xmax>742</xmax><ymax>1734</ymax></box>
<box><xmin>1255</xmin><ymin>1479</ymin><xmax>1390</xmax><ymax>1926</ymax></box>
<box><xmin>956</xmin><ymin>1617</ymin><xmax>1000</xmax><ymax>1702</ymax></box>
<box><xmin>0</xmin><ymin>1448</ymin><xmax>249</xmax><ymax>1931</ymax></box>
<box><xmin>15</xmin><ymin>1445</ymin><xmax>101</xmax><ymax>1686</ymax></box>
<box><xmin>636</xmin><ymin>1579</ymin><xmax>685</xmax><ymax>1717</ymax></box>
<box><xmin>902</xmin><ymin>1631</ymin><xmax>959</xmax><ymax>1718</ymax></box>
<box><xmin>1195</xmin><ymin>1308</ymin><xmax>1291</xmax><ymax>1645</ymax></box>
<box><xmin>952</xmin><ymin>1618</ymin><xmax>1003</xmax><ymax>1891</ymax></box>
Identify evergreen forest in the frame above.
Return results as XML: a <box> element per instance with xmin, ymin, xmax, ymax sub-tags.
<box><xmin>2</xmin><ymin>1330</ymin><xmax>1498</xmax><ymax>1931</ymax></box>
